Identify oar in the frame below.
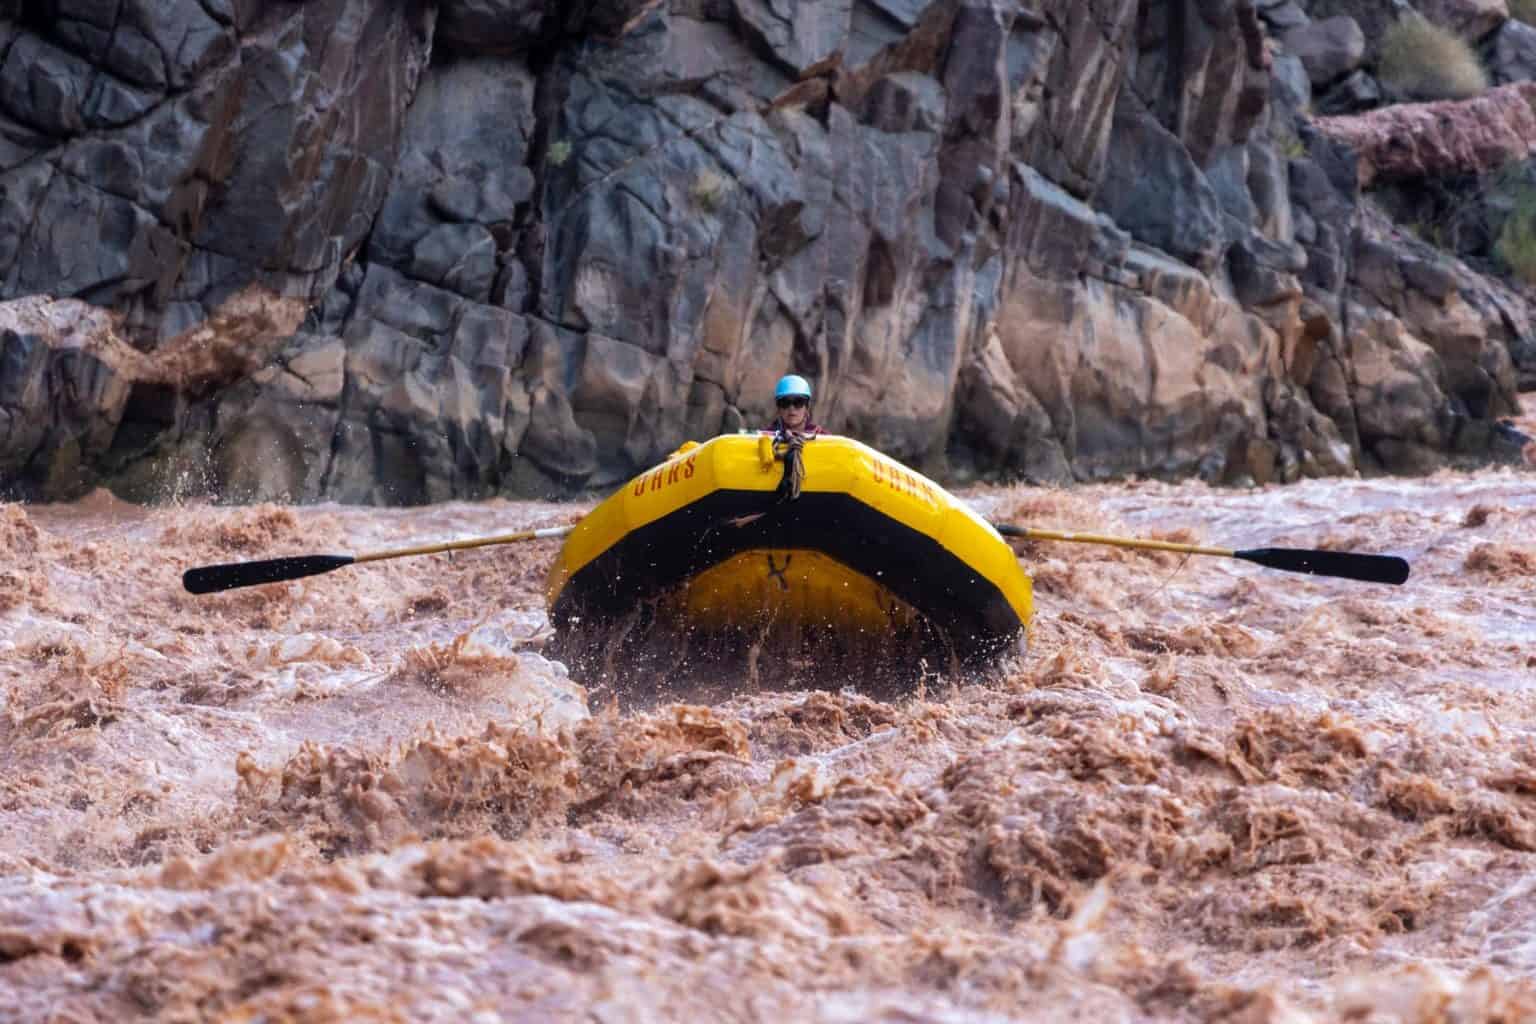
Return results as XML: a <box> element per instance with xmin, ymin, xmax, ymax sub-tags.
<box><xmin>182</xmin><ymin>525</ymin><xmax>575</xmax><ymax>595</ymax></box>
<box><xmin>992</xmin><ymin>524</ymin><xmax>1409</xmax><ymax>585</ymax></box>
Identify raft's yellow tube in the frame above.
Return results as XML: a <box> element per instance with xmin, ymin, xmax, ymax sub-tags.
<box><xmin>546</xmin><ymin>434</ymin><xmax>1032</xmax><ymax>668</ymax></box>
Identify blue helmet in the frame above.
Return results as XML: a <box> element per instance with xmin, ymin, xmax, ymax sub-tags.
<box><xmin>774</xmin><ymin>374</ymin><xmax>812</xmax><ymax>401</ymax></box>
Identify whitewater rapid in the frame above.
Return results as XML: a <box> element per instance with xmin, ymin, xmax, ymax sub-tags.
<box><xmin>2</xmin><ymin>449</ymin><xmax>1535</xmax><ymax>1021</ymax></box>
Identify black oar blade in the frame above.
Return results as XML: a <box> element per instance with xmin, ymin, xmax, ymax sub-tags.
<box><xmin>183</xmin><ymin>554</ymin><xmax>355</xmax><ymax>595</ymax></box>
<box><xmin>1234</xmin><ymin>547</ymin><xmax>1409</xmax><ymax>585</ymax></box>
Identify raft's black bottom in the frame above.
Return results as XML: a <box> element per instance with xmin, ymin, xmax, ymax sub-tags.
<box><xmin>551</xmin><ymin>597</ymin><xmax>1030</xmax><ymax>712</ymax></box>
<box><xmin>551</xmin><ymin>489</ymin><xmax>1023</xmax><ymax>695</ymax></box>
<box><xmin>549</xmin><ymin>602</ymin><xmax>984</xmax><ymax>709</ymax></box>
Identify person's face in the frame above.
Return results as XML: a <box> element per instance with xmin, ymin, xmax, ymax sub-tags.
<box><xmin>777</xmin><ymin>395</ymin><xmax>809</xmax><ymax>428</ymax></box>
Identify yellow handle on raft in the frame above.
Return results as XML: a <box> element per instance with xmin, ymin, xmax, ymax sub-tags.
<box><xmin>758</xmin><ymin>434</ymin><xmax>775</xmax><ymax>469</ymax></box>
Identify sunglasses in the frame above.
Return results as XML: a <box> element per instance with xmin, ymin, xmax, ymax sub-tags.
<box><xmin>776</xmin><ymin>396</ymin><xmax>809</xmax><ymax>409</ymax></box>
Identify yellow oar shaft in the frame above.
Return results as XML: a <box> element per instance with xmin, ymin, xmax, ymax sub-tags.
<box><xmin>352</xmin><ymin>524</ymin><xmax>574</xmax><ymax>564</ymax></box>
<box><xmin>1014</xmin><ymin>526</ymin><xmax>1233</xmax><ymax>558</ymax></box>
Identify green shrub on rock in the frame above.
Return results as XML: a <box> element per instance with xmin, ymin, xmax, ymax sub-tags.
<box><xmin>1378</xmin><ymin>14</ymin><xmax>1488</xmax><ymax>100</ymax></box>
<box><xmin>1495</xmin><ymin>188</ymin><xmax>1536</xmax><ymax>285</ymax></box>
<box><xmin>689</xmin><ymin>168</ymin><xmax>730</xmax><ymax>213</ymax></box>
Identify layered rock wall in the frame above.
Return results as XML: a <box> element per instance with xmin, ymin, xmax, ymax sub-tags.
<box><xmin>0</xmin><ymin>0</ymin><xmax>1531</xmax><ymax>502</ymax></box>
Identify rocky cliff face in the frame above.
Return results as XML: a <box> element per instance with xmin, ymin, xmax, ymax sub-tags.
<box><xmin>0</xmin><ymin>0</ymin><xmax>1532</xmax><ymax>503</ymax></box>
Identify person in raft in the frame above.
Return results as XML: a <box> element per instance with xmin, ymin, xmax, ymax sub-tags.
<box><xmin>765</xmin><ymin>374</ymin><xmax>825</xmax><ymax>437</ymax></box>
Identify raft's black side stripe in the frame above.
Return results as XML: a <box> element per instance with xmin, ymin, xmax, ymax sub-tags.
<box><xmin>551</xmin><ymin>490</ymin><xmax>1022</xmax><ymax>659</ymax></box>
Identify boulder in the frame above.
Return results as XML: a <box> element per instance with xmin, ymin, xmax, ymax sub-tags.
<box><xmin>1007</xmin><ymin>163</ymin><xmax>1132</xmax><ymax>280</ymax></box>
<box><xmin>1337</xmin><ymin>206</ymin><xmax>1523</xmax><ymax>465</ymax></box>
<box><xmin>1282</xmin><ymin>16</ymin><xmax>1367</xmax><ymax>86</ymax></box>
<box><xmin>1098</xmin><ymin>111</ymin><xmax>1229</xmax><ymax>272</ymax></box>
<box><xmin>1485</xmin><ymin>18</ymin><xmax>1536</xmax><ymax>83</ymax></box>
<box><xmin>1415</xmin><ymin>0</ymin><xmax>1510</xmax><ymax>41</ymax></box>
<box><xmin>726</xmin><ymin>0</ymin><xmax>854</xmax><ymax>73</ymax></box>
<box><xmin>1269</xmin><ymin>52</ymin><xmax>1313</xmax><ymax>113</ymax></box>
<box><xmin>1303</xmin><ymin>0</ymin><xmax>1399</xmax><ymax>64</ymax></box>
<box><xmin>1259</xmin><ymin>1</ymin><xmax>1309</xmax><ymax>31</ymax></box>
<box><xmin>979</xmin><ymin>250</ymin><xmax>1279</xmax><ymax>484</ymax></box>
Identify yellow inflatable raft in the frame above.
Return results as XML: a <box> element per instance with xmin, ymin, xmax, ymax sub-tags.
<box><xmin>546</xmin><ymin>434</ymin><xmax>1033</xmax><ymax>690</ymax></box>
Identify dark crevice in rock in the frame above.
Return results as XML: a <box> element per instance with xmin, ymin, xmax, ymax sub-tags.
<box><xmin>523</xmin><ymin>44</ymin><xmax>577</xmax><ymax>319</ymax></box>
<box><xmin>863</xmin><ymin>234</ymin><xmax>897</xmax><ymax>307</ymax></box>
<box><xmin>315</xmin><ymin>338</ymin><xmax>358</xmax><ymax>500</ymax></box>
<box><xmin>15</xmin><ymin>0</ymin><xmax>56</xmax><ymax>36</ymax></box>
<box><xmin>1161</xmin><ymin>0</ymin><xmax>1188</xmax><ymax>130</ymax></box>
<box><xmin>856</xmin><ymin>0</ymin><xmax>909</xmax><ymax>40</ymax></box>
<box><xmin>717</xmin><ymin>4</ymin><xmax>805</xmax><ymax>82</ymax></box>
<box><xmin>6</xmin><ymin>161</ymin><xmax>58</xmax><ymax>282</ymax></box>
<box><xmin>274</xmin><ymin>356</ymin><xmax>316</xmax><ymax>394</ymax></box>
<box><xmin>44</xmin><ymin>154</ymin><xmax>155</xmax><ymax>222</ymax></box>
<box><xmin>107</xmin><ymin>380</ymin><xmax>179</xmax><ymax>461</ymax></box>
<box><xmin>784</xmin><ymin>295</ymin><xmax>823</xmax><ymax>383</ymax></box>
<box><xmin>0</xmin><ymin>28</ymin><xmax>18</xmax><ymax>84</ymax></box>
<box><xmin>194</xmin><ymin>0</ymin><xmax>234</xmax><ymax>29</ymax></box>
<box><xmin>659</xmin><ymin>73</ymin><xmax>743</xmax><ymax>117</ymax></box>
<box><xmin>102</xmin><ymin>0</ymin><xmax>130</xmax><ymax>90</ymax></box>
<box><xmin>614</xmin><ymin>178</ymin><xmax>670</xmax><ymax>231</ymax></box>
<box><xmin>76</xmin><ymin>274</ymin><xmax>132</xmax><ymax>307</ymax></box>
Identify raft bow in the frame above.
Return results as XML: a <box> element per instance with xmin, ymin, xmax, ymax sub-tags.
<box><xmin>545</xmin><ymin>434</ymin><xmax>1033</xmax><ymax>689</ymax></box>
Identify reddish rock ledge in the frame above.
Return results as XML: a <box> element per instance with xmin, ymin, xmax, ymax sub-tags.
<box><xmin>1313</xmin><ymin>81</ymin><xmax>1536</xmax><ymax>188</ymax></box>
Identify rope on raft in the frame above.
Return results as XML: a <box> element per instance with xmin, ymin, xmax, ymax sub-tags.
<box><xmin>775</xmin><ymin>430</ymin><xmax>806</xmax><ymax>503</ymax></box>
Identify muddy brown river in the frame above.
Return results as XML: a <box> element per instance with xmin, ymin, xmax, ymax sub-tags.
<box><xmin>3</xmin><ymin>415</ymin><xmax>1535</xmax><ymax>1021</ymax></box>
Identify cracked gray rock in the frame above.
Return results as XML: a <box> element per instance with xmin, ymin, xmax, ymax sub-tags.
<box><xmin>0</xmin><ymin>0</ymin><xmax>1530</xmax><ymax>504</ymax></box>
